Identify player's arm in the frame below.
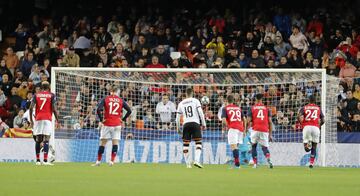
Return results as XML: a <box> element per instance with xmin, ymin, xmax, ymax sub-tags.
<box><xmin>246</xmin><ymin>107</ymin><xmax>252</xmax><ymax>129</ymax></box>
<box><xmin>297</xmin><ymin>107</ymin><xmax>304</xmax><ymax>123</ymax></box>
<box><xmin>320</xmin><ymin>109</ymin><xmax>325</xmax><ymax>126</ymax></box>
<box><xmin>121</xmin><ymin>100</ymin><xmax>132</xmax><ymax>121</ymax></box>
<box><xmin>220</xmin><ymin>107</ymin><xmax>227</xmax><ymax>132</ymax></box>
<box><xmin>29</xmin><ymin>97</ymin><xmax>36</xmax><ymax>127</ymax></box>
<box><xmin>268</xmin><ymin>109</ymin><xmax>273</xmax><ymax>142</ymax></box>
<box><xmin>242</xmin><ymin>111</ymin><xmax>247</xmax><ymax>134</ymax></box>
<box><xmin>175</xmin><ymin>103</ymin><xmax>182</xmax><ymax>134</ymax></box>
<box><xmin>197</xmin><ymin>101</ymin><xmax>206</xmax><ymax>130</ymax></box>
<box><xmin>52</xmin><ymin>94</ymin><xmax>59</xmax><ymax>123</ymax></box>
<box><xmin>96</xmin><ymin>98</ymin><xmax>105</xmax><ymax>122</ymax></box>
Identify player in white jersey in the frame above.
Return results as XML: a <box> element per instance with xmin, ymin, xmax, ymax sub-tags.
<box><xmin>176</xmin><ymin>88</ymin><xmax>206</xmax><ymax>169</ymax></box>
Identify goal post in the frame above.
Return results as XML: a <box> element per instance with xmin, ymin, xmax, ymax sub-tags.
<box><xmin>51</xmin><ymin>67</ymin><xmax>339</xmax><ymax>166</ymax></box>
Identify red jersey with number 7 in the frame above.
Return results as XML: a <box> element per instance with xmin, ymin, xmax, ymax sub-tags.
<box><xmin>221</xmin><ymin>104</ymin><xmax>245</xmax><ymax>132</ymax></box>
<box><xmin>249</xmin><ymin>103</ymin><xmax>270</xmax><ymax>132</ymax></box>
<box><xmin>300</xmin><ymin>103</ymin><xmax>324</xmax><ymax>128</ymax></box>
<box><xmin>102</xmin><ymin>95</ymin><xmax>123</xmax><ymax>126</ymax></box>
<box><xmin>34</xmin><ymin>91</ymin><xmax>55</xmax><ymax>121</ymax></box>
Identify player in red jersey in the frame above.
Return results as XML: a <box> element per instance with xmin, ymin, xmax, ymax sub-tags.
<box><xmin>29</xmin><ymin>81</ymin><xmax>59</xmax><ymax>166</ymax></box>
<box><xmin>92</xmin><ymin>86</ymin><xmax>131</xmax><ymax>166</ymax></box>
<box><xmin>221</xmin><ymin>95</ymin><xmax>246</xmax><ymax>168</ymax></box>
<box><xmin>247</xmin><ymin>94</ymin><xmax>273</xmax><ymax>169</ymax></box>
<box><xmin>298</xmin><ymin>95</ymin><xmax>324</xmax><ymax>169</ymax></box>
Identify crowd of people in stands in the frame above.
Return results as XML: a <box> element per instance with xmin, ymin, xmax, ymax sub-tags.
<box><xmin>1</xmin><ymin>1</ymin><xmax>360</xmax><ymax>134</ymax></box>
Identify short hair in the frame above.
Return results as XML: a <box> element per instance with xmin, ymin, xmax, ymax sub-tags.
<box><xmin>41</xmin><ymin>81</ymin><xmax>50</xmax><ymax>90</ymax></box>
<box><xmin>110</xmin><ymin>85</ymin><xmax>118</xmax><ymax>93</ymax></box>
<box><xmin>227</xmin><ymin>95</ymin><xmax>234</xmax><ymax>104</ymax></box>
<box><xmin>255</xmin><ymin>93</ymin><xmax>263</xmax><ymax>101</ymax></box>
<box><xmin>308</xmin><ymin>95</ymin><xmax>316</xmax><ymax>103</ymax></box>
<box><xmin>186</xmin><ymin>88</ymin><xmax>193</xmax><ymax>96</ymax></box>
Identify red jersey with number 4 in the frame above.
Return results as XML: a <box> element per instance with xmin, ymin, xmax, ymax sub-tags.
<box><xmin>222</xmin><ymin>104</ymin><xmax>244</xmax><ymax>132</ymax></box>
<box><xmin>103</xmin><ymin>95</ymin><xmax>123</xmax><ymax>126</ymax></box>
<box><xmin>34</xmin><ymin>91</ymin><xmax>55</xmax><ymax>121</ymax></box>
<box><xmin>250</xmin><ymin>103</ymin><xmax>270</xmax><ymax>132</ymax></box>
<box><xmin>301</xmin><ymin>103</ymin><xmax>322</xmax><ymax>128</ymax></box>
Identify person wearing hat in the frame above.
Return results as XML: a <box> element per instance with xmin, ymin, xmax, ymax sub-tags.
<box><xmin>62</xmin><ymin>46</ymin><xmax>80</xmax><ymax>67</ymax></box>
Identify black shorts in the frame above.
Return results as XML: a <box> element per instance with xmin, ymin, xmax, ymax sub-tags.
<box><xmin>183</xmin><ymin>122</ymin><xmax>202</xmax><ymax>141</ymax></box>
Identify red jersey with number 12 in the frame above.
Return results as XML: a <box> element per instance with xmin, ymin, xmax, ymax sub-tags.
<box><xmin>301</xmin><ymin>103</ymin><xmax>322</xmax><ymax>128</ymax></box>
<box><xmin>34</xmin><ymin>91</ymin><xmax>55</xmax><ymax>121</ymax></box>
<box><xmin>103</xmin><ymin>95</ymin><xmax>123</xmax><ymax>126</ymax></box>
<box><xmin>250</xmin><ymin>103</ymin><xmax>270</xmax><ymax>132</ymax></box>
<box><xmin>223</xmin><ymin>104</ymin><xmax>244</xmax><ymax>131</ymax></box>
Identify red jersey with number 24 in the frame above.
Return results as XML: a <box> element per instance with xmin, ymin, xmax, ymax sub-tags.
<box><xmin>301</xmin><ymin>103</ymin><xmax>323</xmax><ymax>128</ymax></box>
<box><xmin>222</xmin><ymin>104</ymin><xmax>244</xmax><ymax>132</ymax></box>
<box><xmin>34</xmin><ymin>91</ymin><xmax>55</xmax><ymax>121</ymax></box>
<box><xmin>103</xmin><ymin>95</ymin><xmax>123</xmax><ymax>126</ymax></box>
<box><xmin>250</xmin><ymin>103</ymin><xmax>270</xmax><ymax>132</ymax></box>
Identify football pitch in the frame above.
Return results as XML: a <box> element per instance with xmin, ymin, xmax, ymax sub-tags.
<box><xmin>1</xmin><ymin>163</ymin><xmax>359</xmax><ymax>196</ymax></box>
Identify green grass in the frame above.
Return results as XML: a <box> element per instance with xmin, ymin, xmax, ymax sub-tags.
<box><xmin>0</xmin><ymin>163</ymin><xmax>359</xmax><ymax>196</ymax></box>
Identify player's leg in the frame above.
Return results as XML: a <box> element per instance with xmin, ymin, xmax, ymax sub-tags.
<box><xmin>93</xmin><ymin>126</ymin><xmax>111</xmax><ymax>166</ymax></box>
<box><xmin>309</xmin><ymin>142</ymin><xmax>317</xmax><ymax>168</ymax></box>
<box><xmin>109</xmin><ymin>126</ymin><xmax>121</xmax><ymax>166</ymax></box>
<box><xmin>303</xmin><ymin>126</ymin><xmax>311</xmax><ymax>152</ymax></box>
<box><xmin>41</xmin><ymin>120</ymin><xmax>53</xmax><ymax>165</ymax></box>
<box><xmin>42</xmin><ymin>135</ymin><xmax>54</xmax><ymax>166</ymax></box>
<box><xmin>250</xmin><ymin>131</ymin><xmax>258</xmax><ymax>168</ymax></box>
<box><xmin>193</xmin><ymin>123</ymin><xmax>203</xmax><ymax>168</ymax></box>
<box><xmin>35</xmin><ymin>135</ymin><xmax>43</xmax><ymax>165</ymax></box>
<box><xmin>182</xmin><ymin>123</ymin><xmax>192</xmax><ymax>168</ymax></box>
<box><xmin>259</xmin><ymin>132</ymin><xmax>273</xmax><ymax>168</ymax></box>
<box><xmin>309</xmin><ymin>126</ymin><xmax>320</xmax><ymax>168</ymax></box>
<box><xmin>228</xmin><ymin>129</ymin><xmax>241</xmax><ymax>168</ymax></box>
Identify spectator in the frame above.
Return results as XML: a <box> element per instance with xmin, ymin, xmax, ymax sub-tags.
<box><xmin>37</xmin><ymin>25</ymin><xmax>50</xmax><ymax>50</ymax></box>
<box><xmin>289</xmin><ymin>25</ymin><xmax>309</xmax><ymax>56</ymax></box>
<box><xmin>154</xmin><ymin>45</ymin><xmax>172</xmax><ymax>66</ymax></box>
<box><xmin>13</xmin><ymin>109</ymin><xmax>25</xmax><ymax>128</ymax></box>
<box><xmin>339</xmin><ymin>61</ymin><xmax>356</xmax><ymax>80</ymax></box>
<box><xmin>0</xmin><ymin>74</ymin><xmax>13</xmax><ymax>96</ymax></box>
<box><xmin>62</xmin><ymin>47</ymin><xmax>80</xmax><ymax>67</ymax></box>
<box><xmin>345</xmin><ymin>90</ymin><xmax>359</xmax><ymax>115</ymax></box>
<box><xmin>3</xmin><ymin>47</ymin><xmax>19</xmax><ymax>76</ymax></box>
<box><xmin>20</xmin><ymin>51</ymin><xmax>36</xmax><ymax>77</ymax></box>
<box><xmin>274</xmin><ymin>36</ymin><xmax>291</xmax><ymax>59</ymax></box>
<box><xmin>249</xmin><ymin>50</ymin><xmax>265</xmax><ymax>68</ymax></box>
<box><xmin>112</xmin><ymin>24</ymin><xmax>130</xmax><ymax>49</ymax></box>
<box><xmin>14</xmin><ymin>23</ymin><xmax>28</xmax><ymax>52</ymax></box>
<box><xmin>96</xmin><ymin>26</ymin><xmax>113</xmax><ymax>47</ymax></box>
<box><xmin>0</xmin><ymin>59</ymin><xmax>12</xmax><ymax>81</ymax></box>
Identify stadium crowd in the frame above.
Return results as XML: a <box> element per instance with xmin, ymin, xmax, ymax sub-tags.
<box><xmin>1</xmin><ymin>0</ymin><xmax>360</xmax><ymax>135</ymax></box>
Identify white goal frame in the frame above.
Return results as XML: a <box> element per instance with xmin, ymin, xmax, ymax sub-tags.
<box><xmin>51</xmin><ymin>67</ymin><xmax>327</xmax><ymax>166</ymax></box>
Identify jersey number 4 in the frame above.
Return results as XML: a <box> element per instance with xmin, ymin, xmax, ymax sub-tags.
<box><xmin>229</xmin><ymin>110</ymin><xmax>241</xmax><ymax>121</ymax></box>
<box><xmin>256</xmin><ymin>109</ymin><xmax>264</xmax><ymax>120</ymax></box>
<box><xmin>109</xmin><ymin>102</ymin><xmax>120</xmax><ymax>115</ymax></box>
<box><xmin>305</xmin><ymin>109</ymin><xmax>318</xmax><ymax>121</ymax></box>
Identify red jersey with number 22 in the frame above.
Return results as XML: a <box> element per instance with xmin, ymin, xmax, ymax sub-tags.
<box><xmin>224</xmin><ymin>104</ymin><xmax>244</xmax><ymax>132</ymax></box>
<box><xmin>301</xmin><ymin>103</ymin><xmax>322</xmax><ymax>128</ymax></box>
<box><xmin>34</xmin><ymin>91</ymin><xmax>54</xmax><ymax>121</ymax></box>
<box><xmin>251</xmin><ymin>103</ymin><xmax>270</xmax><ymax>132</ymax></box>
<box><xmin>103</xmin><ymin>95</ymin><xmax>123</xmax><ymax>126</ymax></box>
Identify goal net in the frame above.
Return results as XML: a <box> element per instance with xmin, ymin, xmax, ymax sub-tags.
<box><xmin>52</xmin><ymin>68</ymin><xmax>340</xmax><ymax>166</ymax></box>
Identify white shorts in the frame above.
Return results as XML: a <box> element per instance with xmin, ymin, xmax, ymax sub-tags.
<box><xmin>303</xmin><ymin>125</ymin><xmax>320</xmax><ymax>144</ymax></box>
<box><xmin>250</xmin><ymin>130</ymin><xmax>269</xmax><ymax>147</ymax></box>
<box><xmin>33</xmin><ymin>120</ymin><xmax>53</xmax><ymax>136</ymax></box>
<box><xmin>227</xmin><ymin>128</ymin><xmax>244</xmax><ymax>145</ymax></box>
<box><xmin>100</xmin><ymin>125</ymin><xmax>122</xmax><ymax>140</ymax></box>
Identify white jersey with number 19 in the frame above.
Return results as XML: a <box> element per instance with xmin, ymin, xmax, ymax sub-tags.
<box><xmin>176</xmin><ymin>98</ymin><xmax>206</xmax><ymax>127</ymax></box>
